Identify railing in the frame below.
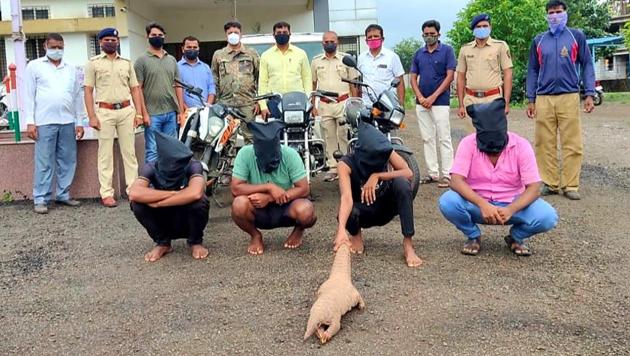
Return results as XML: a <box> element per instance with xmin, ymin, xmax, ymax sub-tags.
<box><xmin>610</xmin><ymin>0</ymin><xmax>629</xmax><ymax>17</ymax></box>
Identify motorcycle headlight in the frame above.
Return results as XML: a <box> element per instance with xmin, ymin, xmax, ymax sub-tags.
<box><xmin>284</xmin><ymin>111</ymin><xmax>304</xmax><ymax>125</ymax></box>
<box><xmin>205</xmin><ymin>116</ymin><xmax>225</xmax><ymax>141</ymax></box>
<box><xmin>390</xmin><ymin>110</ymin><xmax>405</xmax><ymax>126</ymax></box>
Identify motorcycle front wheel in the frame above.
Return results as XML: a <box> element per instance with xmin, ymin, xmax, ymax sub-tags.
<box><xmin>593</xmin><ymin>93</ymin><xmax>602</xmax><ymax>106</ymax></box>
<box><xmin>396</xmin><ymin>150</ymin><xmax>420</xmax><ymax>199</ymax></box>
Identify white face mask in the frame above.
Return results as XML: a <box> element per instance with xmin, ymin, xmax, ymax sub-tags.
<box><xmin>227</xmin><ymin>32</ymin><xmax>240</xmax><ymax>46</ymax></box>
<box><xmin>46</xmin><ymin>48</ymin><xmax>64</xmax><ymax>61</ymax></box>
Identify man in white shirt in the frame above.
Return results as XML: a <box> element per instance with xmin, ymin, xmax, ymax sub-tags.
<box><xmin>357</xmin><ymin>24</ymin><xmax>405</xmax><ymax>106</ymax></box>
<box><xmin>24</xmin><ymin>33</ymin><xmax>86</xmax><ymax>214</ymax></box>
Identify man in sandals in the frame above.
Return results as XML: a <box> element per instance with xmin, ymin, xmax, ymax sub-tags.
<box><xmin>438</xmin><ymin>99</ymin><xmax>558</xmax><ymax>256</ymax></box>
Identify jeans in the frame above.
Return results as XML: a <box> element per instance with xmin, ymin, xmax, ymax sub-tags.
<box><xmin>346</xmin><ymin>177</ymin><xmax>415</xmax><ymax>237</ymax></box>
<box><xmin>131</xmin><ymin>198</ymin><xmax>209</xmax><ymax>246</ymax></box>
<box><xmin>33</xmin><ymin>123</ymin><xmax>77</xmax><ymax>205</ymax></box>
<box><xmin>438</xmin><ymin>190</ymin><xmax>558</xmax><ymax>243</ymax></box>
<box><xmin>144</xmin><ymin>111</ymin><xmax>177</xmax><ymax>163</ymax></box>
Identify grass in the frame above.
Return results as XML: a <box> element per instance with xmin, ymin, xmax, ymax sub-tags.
<box><xmin>604</xmin><ymin>92</ymin><xmax>630</xmax><ymax>105</ymax></box>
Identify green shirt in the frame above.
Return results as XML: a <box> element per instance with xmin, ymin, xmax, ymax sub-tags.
<box><xmin>232</xmin><ymin>145</ymin><xmax>306</xmax><ymax>190</ymax></box>
<box><xmin>134</xmin><ymin>50</ymin><xmax>180</xmax><ymax>115</ymax></box>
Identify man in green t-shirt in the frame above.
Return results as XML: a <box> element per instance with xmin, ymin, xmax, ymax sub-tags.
<box><xmin>231</xmin><ymin>121</ymin><xmax>316</xmax><ymax>255</ymax></box>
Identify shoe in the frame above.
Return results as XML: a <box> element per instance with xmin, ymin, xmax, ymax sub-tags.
<box><xmin>564</xmin><ymin>191</ymin><xmax>581</xmax><ymax>200</ymax></box>
<box><xmin>55</xmin><ymin>199</ymin><xmax>81</xmax><ymax>207</ymax></box>
<box><xmin>34</xmin><ymin>204</ymin><xmax>48</xmax><ymax>214</ymax></box>
<box><xmin>541</xmin><ymin>184</ymin><xmax>559</xmax><ymax>196</ymax></box>
<box><xmin>101</xmin><ymin>196</ymin><xmax>118</xmax><ymax>207</ymax></box>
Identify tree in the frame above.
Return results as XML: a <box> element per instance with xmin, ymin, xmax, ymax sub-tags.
<box><xmin>625</xmin><ymin>22</ymin><xmax>630</xmax><ymax>52</ymax></box>
<box><xmin>447</xmin><ymin>0</ymin><xmax>611</xmax><ymax>103</ymax></box>
<box><xmin>393</xmin><ymin>38</ymin><xmax>423</xmax><ymax>73</ymax></box>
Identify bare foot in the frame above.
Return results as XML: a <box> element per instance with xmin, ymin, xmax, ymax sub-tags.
<box><xmin>284</xmin><ymin>228</ymin><xmax>304</xmax><ymax>250</ymax></box>
<box><xmin>350</xmin><ymin>233</ymin><xmax>364</xmax><ymax>254</ymax></box>
<box><xmin>144</xmin><ymin>245</ymin><xmax>173</xmax><ymax>262</ymax></box>
<box><xmin>403</xmin><ymin>238</ymin><xmax>423</xmax><ymax>268</ymax></box>
<box><xmin>248</xmin><ymin>233</ymin><xmax>264</xmax><ymax>256</ymax></box>
<box><xmin>191</xmin><ymin>244</ymin><xmax>209</xmax><ymax>259</ymax></box>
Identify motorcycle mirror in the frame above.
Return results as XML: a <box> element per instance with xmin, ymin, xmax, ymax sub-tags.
<box><xmin>342</xmin><ymin>55</ymin><xmax>358</xmax><ymax>68</ymax></box>
<box><xmin>390</xmin><ymin>78</ymin><xmax>401</xmax><ymax>88</ymax></box>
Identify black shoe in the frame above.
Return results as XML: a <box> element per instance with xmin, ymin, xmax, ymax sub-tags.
<box><xmin>55</xmin><ymin>199</ymin><xmax>81</xmax><ymax>207</ymax></box>
<box><xmin>540</xmin><ymin>184</ymin><xmax>559</xmax><ymax>196</ymax></box>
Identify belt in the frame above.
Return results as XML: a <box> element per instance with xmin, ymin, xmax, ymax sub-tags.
<box><xmin>465</xmin><ymin>87</ymin><xmax>501</xmax><ymax>98</ymax></box>
<box><xmin>320</xmin><ymin>93</ymin><xmax>349</xmax><ymax>104</ymax></box>
<box><xmin>98</xmin><ymin>100</ymin><xmax>131</xmax><ymax>110</ymax></box>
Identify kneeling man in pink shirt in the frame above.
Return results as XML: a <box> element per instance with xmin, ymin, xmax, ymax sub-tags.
<box><xmin>439</xmin><ymin>99</ymin><xmax>558</xmax><ymax>256</ymax></box>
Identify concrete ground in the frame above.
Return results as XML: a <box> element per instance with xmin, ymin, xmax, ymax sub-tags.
<box><xmin>1</xmin><ymin>104</ymin><xmax>629</xmax><ymax>355</ymax></box>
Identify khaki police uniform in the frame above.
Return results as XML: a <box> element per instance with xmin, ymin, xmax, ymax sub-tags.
<box><xmin>457</xmin><ymin>37</ymin><xmax>513</xmax><ymax>129</ymax></box>
<box><xmin>311</xmin><ymin>52</ymin><xmax>358</xmax><ymax>172</ymax></box>
<box><xmin>84</xmin><ymin>53</ymin><xmax>139</xmax><ymax>198</ymax></box>
<box><xmin>211</xmin><ymin>44</ymin><xmax>259</xmax><ymax>144</ymax></box>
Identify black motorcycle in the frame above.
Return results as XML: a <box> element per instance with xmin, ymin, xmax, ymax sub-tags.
<box><xmin>334</xmin><ymin>54</ymin><xmax>421</xmax><ymax>198</ymax></box>
<box><xmin>580</xmin><ymin>80</ymin><xmax>604</xmax><ymax>106</ymax></box>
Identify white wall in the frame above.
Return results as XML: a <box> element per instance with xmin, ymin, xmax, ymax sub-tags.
<box><xmin>328</xmin><ymin>0</ymin><xmax>377</xmax><ymax>37</ymax></box>
<box><xmin>158</xmin><ymin>5</ymin><xmax>314</xmax><ymax>42</ymax></box>
<box><xmin>125</xmin><ymin>0</ymin><xmax>160</xmax><ymax>60</ymax></box>
<box><xmin>4</xmin><ymin>0</ymin><xmax>114</xmax><ymax>19</ymax></box>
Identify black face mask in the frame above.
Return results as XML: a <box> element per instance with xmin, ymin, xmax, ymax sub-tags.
<box><xmin>466</xmin><ymin>98</ymin><xmax>509</xmax><ymax>154</ymax></box>
<box><xmin>248</xmin><ymin>121</ymin><xmax>286</xmax><ymax>173</ymax></box>
<box><xmin>183</xmin><ymin>49</ymin><xmax>199</xmax><ymax>60</ymax></box>
<box><xmin>274</xmin><ymin>33</ymin><xmax>290</xmax><ymax>46</ymax></box>
<box><xmin>101</xmin><ymin>42</ymin><xmax>118</xmax><ymax>54</ymax></box>
<box><xmin>323</xmin><ymin>43</ymin><xmax>337</xmax><ymax>53</ymax></box>
<box><xmin>148</xmin><ymin>36</ymin><xmax>164</xmax><ymax>48</ymax></box>
<box><xmin>351</xmin><ymin>121</ymin><xmax>393</xmax><ymax>181</ymax></box>
<box><xmin>153</xmin><ymin>131</ymin><xmax>194</xmax><ymax>190</ymax></box>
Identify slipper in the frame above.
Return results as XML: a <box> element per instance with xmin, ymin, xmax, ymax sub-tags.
<box><xmin>323</xmin><ymin>172</ymin><xmax>338</xmax><ymax>182</ymax></box>
<box><xmin>504</xmin><ymin>235</ymin><xmax>532</xmax><ymax>256</ymax></box>
<box><xmin>461</xmin><ymin>238</ymin><xmax>480</xmax><ymax>255</ymax></box>
<box><xmin>420</xmin><ymin>176</ymin><xmax>439</xmax><ymax>184</ymax></box>
<box><xmin>438</xmin><ymin>177</ymin><xmax>451</xmax><ymax>188</ymax></box>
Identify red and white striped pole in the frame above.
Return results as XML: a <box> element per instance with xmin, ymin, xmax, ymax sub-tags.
<box><xmin>7</xmin><ymin>64</ymin><xmax>20</xmax><ymax>141</ymax></box>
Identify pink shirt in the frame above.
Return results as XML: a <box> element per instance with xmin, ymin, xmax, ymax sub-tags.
<box><xmin>450</xmin><ymin>132</ymin><xmax>541</xmax><ymax>203</ymax></box>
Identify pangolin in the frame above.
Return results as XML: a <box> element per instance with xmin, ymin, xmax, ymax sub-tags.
<box><xmin>304</xmin><ymin>244</ymin><xmax>365</xmax><ymax>344</ymax></box>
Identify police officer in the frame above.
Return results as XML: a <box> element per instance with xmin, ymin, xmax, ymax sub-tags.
<box><xmin>84</xmin><ymin>27</ymin><xmax>144</xmax><ymax>208</ymax></box>
<box><xmin>311</xmin><ymin>31</ymin><xmax>359</xmax><ymax>182</ymax></box>
<box><xmin>456</xmin><ymin>14</ymin><xmax>513</xmax><ymax>129</ymax></box>
<box><xmin>211</xmin><ymin>20</ymin><xmax>260</xmax><ymax>144</ymax></box>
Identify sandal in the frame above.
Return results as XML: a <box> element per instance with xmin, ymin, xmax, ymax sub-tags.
<box><xmin>420</xmin><ymin>176</ymin><xmax>439</xmax><ymax>184</ymax></box>
<box><xmin>504</xmin><ymin>235</ymin><xmax>532</xmax><ymax>256</ymax></box>
<box><xmin>323</xmin><ymin>172</ymin><xmax>338</xmax><ymax>182</ymax></box>
<box><xmin>461</xmin><ymin>238</ymin><xmax>480</xmax><ymax>256</ymax></box>
<box><xmin>438</xmin><ymin>177</ymin><xmax>451</xmax><ymax>188</ymax></box>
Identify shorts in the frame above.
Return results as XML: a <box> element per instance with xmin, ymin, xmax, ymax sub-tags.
<box><xmin>254</xmin><ymin>203</ymin><xmax>297</xmax><ymax>230</ymax></box>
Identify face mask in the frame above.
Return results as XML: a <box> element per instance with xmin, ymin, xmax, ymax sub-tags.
<box><xmin>473</xmin><ymin>27</ymin><xmax>491</xmax><ymax>39</ymax></box>
<box><xmin>227</xmin><ymin>33</ymin><xmax>240</xmax><ymax>46</ymax></box>
<box><xmin>323</xmin><ymin>43</ymin><xmax>337</xmax><ymax>54</ymax></box>
<box><xmin>46</xmin><ymin>48</ymin><xmax>63</xmax><ymax>61</ymax></box>
<box><xmin>547</xmin><ymin>11</ymin><xmax>568</xmax><ymax>35</ymax></box>
<box><xmin>101</xmin><ymin>42</ymin><xmax>118</xmax><ymax>54</ymax></box>
<box><xmin>274</xmin><ymin>33</ymin><xmax>290</xmax><ymax>46</ymax></box>
<box><xmin>184</xmin><ymin>49</ymin><xmax>199</xmax><ymax>60</ymax></box>
<box><xmin>422</xmin><ymin>35</ymin><xmax>439</xmax><ymax>46</ymax></box>
<box><xmin>366</xmin><ymin>38</ymin><xmax>383</xmax><ymax>50</ymax></box>
<box><xmin>148</xmin><ymin>36</ymin><xmax>164</xmax><ymax>48</ymax></box>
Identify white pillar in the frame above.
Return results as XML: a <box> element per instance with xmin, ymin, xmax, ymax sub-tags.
<box><xmin>10</xmin><ymin>0</ymin><xmax>27</xmax><ymax>131</ymax></box>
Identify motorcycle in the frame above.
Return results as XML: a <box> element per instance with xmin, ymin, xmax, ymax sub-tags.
<box><xmin>253</xmin><ymin>90</ymin><xmax>340</xmax><ymax>184</ymax></box>
<box><xmin>580</xmin><ymin>80</ymin><xmax>604</xmax><ymax>106</ymax></box>
<box><xmin>176</xmin><ymin>79</ymin><xmax>245</xmax><ymax>202</ymax></box>
<box><xmin>334</xmin><ymin>54</ymin><xmax>421</xmax><ymax>198</ymax></box>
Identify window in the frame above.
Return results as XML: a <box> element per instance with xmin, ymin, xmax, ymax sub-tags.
<box><xmin>22</xmin><ymin>6</ymin><xmax>50</xmax><ymax>20</ymax></box>
<box><xmin>88</xmin><ymin>4</ymin><xmax>115</xmax><ymax>18</ymax></box>
<box><xmin>25</xmin><ymin>36</ymin><xmax>47</xmax><ymax>61</ymax></box>
<box><xmin>0</xmin><ymin>38</ymin><xmax>6</xmax><ymax>79</ymax></box>
<box><xmin>89</xmin><ymin>35</ymin><xmax>102</xmax><ymax>57</ymax></box>
<box><xmin>338</xmin><ymin>36</ymin><xmax>360</xmax><ymax>57</ymax></box>
<box><xmin>605</xmin><ymin>56</ymin><xmax>614</xmax><ymax>72</ymax></box>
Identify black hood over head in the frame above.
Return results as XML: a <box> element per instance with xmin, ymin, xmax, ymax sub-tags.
<box><xmin>466</xmin><ymin>98</ymin><xmax>509</xmax><ymax>154</ymax></box>
<box><xmin>248</xmin><ymin>120</ymin><xmax>286</xmax><ymax>173</ymax></box>
<box><xmin>154</xmin><ymin>131</ymin><xmax>194</xmax><ymax>190</ymax></box>
<box><xmin>351</xmin><ymin>121</ymin><xmax>393</xmax><ymax>181</ymax></box>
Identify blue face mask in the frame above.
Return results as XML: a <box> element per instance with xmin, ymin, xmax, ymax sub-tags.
<box><xmin>547</xmin><ymin>11</ymin><xmax>568</xmax><ymax>35</ymax></box>
<box><xmin>473</xmin><ymin>27</ymin><xmax>491</xmax><ymax>39</ymax></box>
<box><xmin>46</xmin><ymin>48</ymin><xmax>64</xmax><ymax>61</ymax></box>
